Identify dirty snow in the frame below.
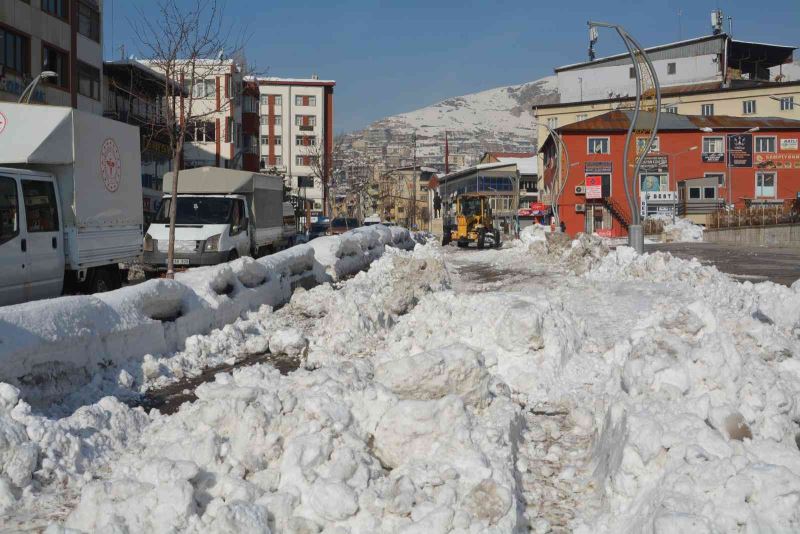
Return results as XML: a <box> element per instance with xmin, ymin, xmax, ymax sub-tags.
<box><xmin>1</xmin><ymin>230</ymin><xmax>799</xmax><ymax>533</ymax></box>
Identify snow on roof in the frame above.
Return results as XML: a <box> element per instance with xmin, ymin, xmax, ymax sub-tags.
<box><xmin>439</xmin><ymin>162</ymin><xmax>518</xmax><ymax>183</ymax></box>
<box><xmin>254</xmin><ymin>76</ymin><xmax>336</xmax><ymax>86</ymax></box>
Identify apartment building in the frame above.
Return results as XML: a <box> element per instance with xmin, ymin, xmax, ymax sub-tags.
<box><xmin>0</xmin><ymin>0</ymin><xmax>103</xmax><ymax>113</ymax></box>
<box><xmin>257</xmin><ymin>76</ymin><xmax>335</xmax><ymax>213</ymax></box>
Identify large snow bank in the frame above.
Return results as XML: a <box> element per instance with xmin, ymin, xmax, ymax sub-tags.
<box><xmin>0</xmin><ymin>226</ymin><xmax>413</xmax><ymax>402</ymax></box>
<box><xmin>658</xmin><ymin>216</ymin><xmax>704</xmax><ymax>242</ymax></box>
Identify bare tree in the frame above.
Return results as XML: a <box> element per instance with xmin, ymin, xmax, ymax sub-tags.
<box><xmin>131</xmin><ymin>0</ymin><xmax>249</xmax><ymax>278</ymax></box>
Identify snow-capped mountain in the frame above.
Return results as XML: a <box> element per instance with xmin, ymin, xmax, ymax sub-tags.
<box><xmin>342</xmin><ymin>76</ymin><xmax>559</xmax><ymax>170</ymax></box>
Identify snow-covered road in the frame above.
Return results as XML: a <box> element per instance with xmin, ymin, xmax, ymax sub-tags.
<box><xmin>2</xmin><ymin>233</ymin><xmax>800</xmax><ymax>533</ymax></box>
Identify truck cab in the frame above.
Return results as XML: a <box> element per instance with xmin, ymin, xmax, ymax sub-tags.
<box><xmin>0</xmin><ymin>169</ymin><xmax>65</xmax><ymax>304</ymax></box>
<box><xmin>144</xmin><ymin>193</ymin><xmax>252</xmax><ymax>268</ymax></box>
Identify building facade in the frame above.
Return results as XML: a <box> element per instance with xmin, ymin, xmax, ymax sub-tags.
<box><xmin>535</xmin><ymin>30</ymin><xmax>798</xmax><ymax>197</ymax></box>
<box><xmin>1</xmin><ymin>0</ymin><xmax>103</xmax><ymax>113</ymax></box>
<box><xmin>256</xmin><ymin>77</ymin><xmax>335</xmax><ymax>214</ymax></box>
<box><xmin>437</xmin><ymin>162</ymin><xmax>521</xmax><ymax>231</ymax></box>
<box><xmin>378</xmin><ymin>165</ymin><xmax>436</xmax><ymax>228</ymax></box>
<box><xmin>542</xmin><ymin>110</ymin><xmax>800</xmax><ymax>237</ymax></box>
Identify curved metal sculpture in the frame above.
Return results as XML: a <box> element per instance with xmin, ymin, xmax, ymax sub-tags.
<box><xmin>587</xmin><ymin>21</ymin><xmax>661</xmax><ymax>253</ymax></box>
<box><xmin>536</xmin><ymin>122</ymin><xmax>570</xmax><ymax>226</ymax></box>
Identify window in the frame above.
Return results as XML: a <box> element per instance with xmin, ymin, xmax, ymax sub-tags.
<box><xmin>260</xmin><ymin>156</ymin><xmax>269</xmax><ymax>169</ymax></box>
<box><xmin>296</xmin><ymin>155</ymin><xmax>308</xmax><ymax>166</ymax></box>
<box><xmin>188</xmin><ymin>121</ymin><xmax>216</xmax><ymax>143</ymax></box>
<box><xmin>273</xmin><ymin>136</ymin><xmax>282</xmax><ymax>145</ymax></box>
<box><xmin>704</xmin><ymin>187</ymin><xmax>716</xmax><ymax>199</ymax></box>
<box><xmin>702</xmin><ymin>136</ymin><xmax>724</xmax><ymax>154</ymax></box>
<box><xmin>636</xmin><ymin>136</ymin><xmax>659</xmax><ymax>154</ymax></box>
<box><xmin>546</xmin><ymin>117</ymin><xmax>558</xmax><ymax>129</ymax></box>
<box><xmin>295</xmin><ymin>115</ymin><xmax>317</xmax><ymax>127</ymax></box>
<box><xmin>667</xmin><ymin>62</ymin><xmax>677</xmax><ymax>75</ymax></box>
<box><xmin>587</xmin><ymin>137</ymin><xmax>609</xmax><ymax>154</ymax></box>
<box><xmin>42</xmin><ymin>45</ymin><xmax>68</xmax><ymax>89</ymax></box>
<box><xmin>295</xmin><ymin>95</ymin><xmax>317</xmax><ymax>106</ymax></box>
<box><xmin>275</xmin><ymin>156</ymin><xmax>282</xmax><ymax>166</ymax></box>
<box><xmin>78</xmin><ymin>1</ymin><xmax>101</xmax><ymax>42</ymax></box>
<box><xmin>0</xmin><ymin>177</ymin><xmax>19</xmax><ymax>245</ymax></box>
<box><xmin>260</xmin><ymin>115</ymin><xmax>269</xmax><ymax>126</ymax></box>
<box><xmin>1</xmin><ymin>28</ymin><xmax>30</xmax><ymax>75</ymax></box>
<box><xmin>274</xmin><ymin>95</ymin><xmax>282</xmax><ymax>106</ymax></box>
<box><xmin>261</xmin><ymin>135</ymin><xmax>269</xmax><ymax>145</ymax></box>
<box><xmin>191</xmin><ymin>79</ymin><xmax>216</xmax><ymax>99</ymax></box>
<box><xmin>780</xmin><ymin>97</ymin><xmax>794</xmax><ymax>111</ymax></box>
<box><xmin>756</xmin><ymin>172</ymin><xmax>776</xmax><ymax>198</ymax></box>
<box><xmin>42</xmin><ymin>0</ymin><xmax>67</xmax><ymax>19</ymax></box>
<box><xmin>576</xmin><ymin>114</ymin><xmax>588</xmax><ymax>122</ymax></box>
<box><xmin>225</xmin><ymin>118</ymin><xmax>233</xmax><ymax>143</ymax></box>
<box><xmin>295</xmin><ymin>135</ymin><xmax>316</xmax><ymax>146</ymax></box>
<box><xmin>77</xmin><ymin>62</ymin><xmax>100</xmax><ymax>100</ymax></box>
<box><xmin>260</xmin><ymin>95</ymin><xmax>269</xmax><ymax>105</ymax></box>
<box><xmin>629</xmin><ymin>67</ymin><xmax>636</xmax><ymax>79</ymax></box>
<box><xmin>705</xmin><ymin>173</ymin><xmax>725</xmax><ymax>187</ymax></box>
<box><xmin>664</xmin><ymin>105</ymin><xmax>678</xmax><ymax>114</ymax></box>
<box><xmin>743</xmin><ymin>100</ymin><xmax>757</xmax><ymax>115</ymax></box>
<box><xmin>755</xmin><ymin>137</ymin><xmax>776</xmax><ymax>153</ymax></box>
<box><xmin>701</xmin><ymin>104</ymin><xmax>714</xmax><ymax>116</ymax></box>
<box><xmin>689</xmin><ymin>187</ymin><xmax>701</xmax><ymax>199</ymax></box>
<box><xmin>21</xmin><ymin>180</ymin><xmax>59</xmax><ymax>232</ymax></box>
<box><xmin>242</xmin><ymin>96</ymin><xmax>258</xmax><ymax>113</ymax></box>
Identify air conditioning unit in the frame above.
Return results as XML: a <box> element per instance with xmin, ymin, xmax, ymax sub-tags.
<box><xmin>575</xmin><ymin>204</ymin><xmax>586</xmax><ymax>213</ymax></box>
<box><xmin>575</xmin><ymin>185</ymin><xmax>586</xmax><ymax>195</ymax></box>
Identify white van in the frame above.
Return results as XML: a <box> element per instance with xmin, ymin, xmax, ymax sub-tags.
<box><xmin>143</xmin><ymin>168</ymin><xmax>292</xmax><ymax>273</ymax></box>
<box><xmin>0</xmin><ymin>104</ymin><xmax>143</xmax><ymax>306</ymax></box>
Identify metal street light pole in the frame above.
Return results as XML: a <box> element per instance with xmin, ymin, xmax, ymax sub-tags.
<box><xmin>588</xmin><ymin>21</ymin><xmax>661</xmax><ymax>254</ymax></box>
<box><xmin>17</xmin><ymin>71</ymin><xmax>58</xmax><ymax>104</ymax></box>
<box><xmin>534</xmin><ymin>121</ymin><xmax>570</xmax><ymax>226</ymax></box>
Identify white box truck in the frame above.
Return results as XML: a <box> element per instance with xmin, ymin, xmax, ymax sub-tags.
<box><xmin>142</xmin><ymin>167</ymin><xmax>294</xmax><ymax>273</ymax></box>
<box><xmin>0</xmin><ymin>103</ymin><xmax>143</xmax><ymax>306</ymax></box>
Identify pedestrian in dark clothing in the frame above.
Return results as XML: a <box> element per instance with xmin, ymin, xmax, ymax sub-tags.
<box><xmin>559</xmin><ymin>221</ymin><xmax>566</xmax><ymax>233</ymax></box>
<box><xmin>433</xmin><ymin>194</ymin><xmax>442</xmax><ymax>218</ymax></box>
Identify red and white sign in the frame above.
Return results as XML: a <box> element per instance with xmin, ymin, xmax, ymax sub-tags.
<box><xmin>529</xmin><ymin>202</ymin><xmax>547</xmax><ymax>212</ymax></box>
<box><xmin>0</xmin><ymin>112</ymin><xmax>7</xmax><ymax>135</ymax></box>
<box><xmin>586</xmin><ymin>175</ymin><xmax>602</xmax><ymax>199</ymax></box>
<box><xmin>100</xmin><ymin>138</ymin><xmax>122</xmax><ymax>193</ymax></box>
<box><xmin>596</xmin><ymin>228</ymin><xmax>614</xmax><ymax>238</ymax></box>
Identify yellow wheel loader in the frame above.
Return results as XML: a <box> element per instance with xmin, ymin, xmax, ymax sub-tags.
<box><xmin>442</xmin><ymin>193</ymin><xmax>501</xmax><ymax>249</ymax></box>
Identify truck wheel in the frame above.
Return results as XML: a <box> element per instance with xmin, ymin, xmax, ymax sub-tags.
<box><xmin>88</xmin><ymin>268</ymin><xmax>116</xmax><ymax>294</ymax></box>
<box><xmin>228</xmin><ymin>250</ymin><xmax>239</xmax><ymax>262</ymax></box>
<box><xmin>477</xmin><ymin>230</ymin><xmax>486</xmax><ymax>249</ymax></box>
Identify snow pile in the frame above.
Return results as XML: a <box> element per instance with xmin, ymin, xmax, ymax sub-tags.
<box><xmin>660</xmin><ymin>216</ymin><xmax>704</xmax><ymax>242</ymax></box>
<box><xmin>519</xmin><ymin>223</ymin><xmax>549</xmax><ymax>246</ymax></box>
<box><xmin>522</xmin><ymin>231</ymin><xmax>609</xmax><ymax>274</ymax></box>
<box><xmin>0</xmin><ymin>226</ymin><xmax>412</xmax><ymax>403</ymax></box>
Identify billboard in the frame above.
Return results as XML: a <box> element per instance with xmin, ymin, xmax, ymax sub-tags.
<box><xmin>727</xmin><ymin>134</ymin><xmax>753</xmax><ymax>168</ymax></box>
<box><xmin>298</xmin><ymin>176</ymin><xmax>315</xmax><ymax>188</ymax></box>
<box><xmin>586</xmin><ymin>175</ymin><xmax>603</xmax><ymax>199</ymax></box>
<box><xmin>639</xmin><ymin>155</ymin><xmax>669</xmax><ymax>173</ymax></box>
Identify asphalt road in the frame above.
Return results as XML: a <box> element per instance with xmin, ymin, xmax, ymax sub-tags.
<box><xmin>645</xmin><ymin>242</ymin><xmax>800</xmax><ymax>287</ymax></box>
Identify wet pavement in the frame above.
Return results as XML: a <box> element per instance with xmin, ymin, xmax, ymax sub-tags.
<box><xmin>646</xmin><ymin>242</ymin><xmax>800</xmax><ymax>286</ymax></box>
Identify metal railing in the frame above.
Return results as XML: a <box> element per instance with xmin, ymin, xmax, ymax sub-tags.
<box><xmin>708</xmin><ymin>204</ymin><xmax>800</xmax><ymax>229</ymax></box>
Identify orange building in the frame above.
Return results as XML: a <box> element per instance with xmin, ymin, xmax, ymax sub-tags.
<box><xmin>541</xmin><ymin>111</ymin><xmax>800</xmax><ymax>236</ymax></box>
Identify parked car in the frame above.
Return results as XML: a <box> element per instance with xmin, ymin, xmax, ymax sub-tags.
<box><xmin>307</xmin><ymin>219</ymin><xmax>330</xmax><ymax>240</ymax></box>
<box><xmin>329</xmin><ymin>218</ymin><xmax>360</xmax><ymax>235</ymax></box>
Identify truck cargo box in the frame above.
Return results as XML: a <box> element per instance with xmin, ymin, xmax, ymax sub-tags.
<box><xmin>0</xmin><ymin>103</ymin><xmax>143</xmax><ymax>269</ymax></box>
<box><xmin>163</xmin><ymin>167</ymin><xmax>284</xmax><ymax>230</ymax></box>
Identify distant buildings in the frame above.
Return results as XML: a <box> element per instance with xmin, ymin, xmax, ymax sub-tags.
<box><xmin>0</xmin><ymin>0</ymin><xmax>104</xmax><ymax>113</ymax></box>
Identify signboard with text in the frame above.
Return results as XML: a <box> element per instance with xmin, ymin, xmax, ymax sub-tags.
<box><xmin>584</xmin><ymin>161</ymin><xmax>612</xmax><ymax>174</ymax></box>
<box><xmin>702</xmin><ymin>151</ymin><xmax>724</xmax><ymax>163</ymax></box>
<box><xmin>780</xmin><ymin>138</ymin><xmax>798</xmax><ymax>151</ymax></box>
<box><xmin>639</xmin><ymin>155</ymin><xmax>669</xmax><ymax>173</ymax></box>
<box><xmin>727</xmin><ymin>134</ymin><xmax>753</xmax><ymax>168</ymax></box>
<box><xmin>585</xmin><ymin>175</ymin><xmax>603</xmax><ymax>199</ymax></box>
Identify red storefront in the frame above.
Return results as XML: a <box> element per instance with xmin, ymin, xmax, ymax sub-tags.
<box><xmin>541</xmin><ymin>110</ymin><xmax>800</xmax><ymax>237</ymax></box>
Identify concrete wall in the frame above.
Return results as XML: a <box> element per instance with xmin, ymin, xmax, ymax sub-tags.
<box><xmin>704</xmin><ymin>224</ymin><xmax>800</xmax><ymax>248</ymax></box>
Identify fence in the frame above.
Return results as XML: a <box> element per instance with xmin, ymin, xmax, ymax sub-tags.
<box><xmin>708</xmin><ymin>204</ymin><xmax>800</xmax><ymax>229</ymax></box>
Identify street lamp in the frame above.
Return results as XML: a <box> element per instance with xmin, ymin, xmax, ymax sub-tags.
<box><xmin>534</xmin><ymin>121</ymin><xmax>570</xmax><ymax>226</ymax></box>
<box><xmin>17</xmin><ymin>71</ymin><xmax>58</xmax><ymax>104</ymax></box>
<box><xmin>588</xmin><ymin>21</ymin><xmax>661</xmax><ymax>254</ymax></box>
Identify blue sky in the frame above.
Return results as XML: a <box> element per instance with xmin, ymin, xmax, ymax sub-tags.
<box><xmin>105</xmin><ymin>0</ymin><xmax>799</xmax><ymax>133</ymax></box>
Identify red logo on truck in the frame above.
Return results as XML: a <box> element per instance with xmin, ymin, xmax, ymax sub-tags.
<box><xmin>0</xmin><ymin>112</ymin><xmax>7</xmax><ymax>135</ymax></box>
<box><xmin>100</xmin><ymin>138</ymin><xmax>122</xmax><ymax>193</ymax></box>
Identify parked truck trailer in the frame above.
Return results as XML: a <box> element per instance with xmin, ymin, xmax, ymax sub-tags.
<box><xmin>142</xmin><ymin>167</ymin><xmax>293</xmax><ymax>273</ymax></box>
<box><xmin>0</xmin><ymin>103</ymin><xmax>143</xmax><ymax>306</ymax></box>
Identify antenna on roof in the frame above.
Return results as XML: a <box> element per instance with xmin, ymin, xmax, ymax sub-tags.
<box><xmin>711</xmin><ymin>9</ymin><xmax>724</xmax><ymax>35</ymax></box>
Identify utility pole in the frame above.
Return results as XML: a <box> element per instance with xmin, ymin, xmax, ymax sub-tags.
<box><xmin>412</xmin><ymin>131</ymin><xmax>417</xmax><ymax>229</ymax></box>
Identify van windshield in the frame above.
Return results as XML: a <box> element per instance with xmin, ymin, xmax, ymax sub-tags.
<box><xmin>155</xmin><ymin>197</ymin><xmax>235</xmax><ymax>225</ymax></box>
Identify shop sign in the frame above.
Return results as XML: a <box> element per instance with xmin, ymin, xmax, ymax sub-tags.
<box><xmin>702</xmin><ymin>151</ymin><xmax>724</xmax><ymax>163</ymax></box>
<box><xmin>639</xmin><ymin>155</ymin><xmax>669</xmax><ymax>173</ymax></box>
<box><xmin>584</xmin><ymin>161</ymin><xmax>612</xmax><ymax>173</ymax></box>
<box><xmin>754</xmin><ymin>152</ymin><xmax>800</xmax><ymax>169</ymax></box>
<box><xmin>586</xmin><ymin>175</ymin><xmax>603</xmax><ymax>199</ymax></box>
<box><xmin>727</xmin><ymin>134</ymin><xmax>753</xmax><ymax>168</ymax></box>
<box><xmin>780</xmin><ymin>139</ymin><xmax>798</xmax><ymax>151</ymax></box>
<box><xmin>298</xmin><ymin>176</ymin><xmax>314</xmax><ymax>188</ymax></box>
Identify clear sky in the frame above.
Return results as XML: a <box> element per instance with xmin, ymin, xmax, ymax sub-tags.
<box><xmin>104</xmin><ymin>0</ymin><xmax>799</xmax><ymax>133</ymax></box>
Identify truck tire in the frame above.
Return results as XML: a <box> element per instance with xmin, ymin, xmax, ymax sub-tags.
<box><xmin>477</xmin><ymin>230</ymin><xmax>486</xmax><ymax>249</ymax></box>
<box><xmin>88</xmin><ymin>267</ymin><xmax>118</xmax><ymax>294</ymax></box>
<box><xmin>228</xmin><ymin>250</ymin><xmax>239</xmax><ymax>262</ymax></box>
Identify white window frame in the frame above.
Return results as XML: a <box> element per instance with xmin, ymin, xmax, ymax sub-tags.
<box><xmin>636</xmin><ymin>136</ymin><xmax>659</xmax><ymax>153</ymax></box>
<box><xmin>755</xmin><ymin>172</ymin><xmax>776</xmax><ymax>198</ymax></box>
<box><xmin>260</xmin><ymin>135</ymin><xmax>269</xmax><ymax>145</ymax></box>
<box><xmin>688</xmin><ymin>187</ymin><xmax>701</xmax><ymax>199</ymax></box>
<box><xmin>191</xmin><ymin>79</ymin><xmax>216</xmax><ymax>99</ymax></box>
<box><xmin>576</xmin><ymin>113</ymin><xmax>588</xmax><ymax>122</ymax></box>
<box><xmin>274</xmin><ymin>155</ymin><xmax>282</xmax><ymax>166</ymax></box>
<box><xmin>754</xmin><ymin>136</ymin><xmax>777</xmax><ymax>154</ymax></box>
<box><xmin>295</xmin><ymin>155</ymin><xmax>307</xmax><ymax>166</ymax></box>
<box><xmin>702</xmin><ymin>136</ymin><xmax>724</xmax><ymax>155</ymax></box>
<box><xmin>779</xmin><ymin>96</ymin><xmax>794</xmax><ymax>111</ymax></box>
<box><xmin>546</xmin><ymin>117</ymin><xmax>558</xmax><ymax>129</ymax></box>
<box><xmin>701</xmin><ymin>103</ymin><xmax>714</xmax><ymax>116</ymax></box>
<box><xmin>704</xmin><ymin>172</ymin><xmax>725</xmax><ymax>187</ymax></box>
<box><xmin>587</xmin><ymin>137</ymin><xmax>610</xmax><ymax>155</ymax></box>
<box><xmin>664</xmin><ymin>105</ymin><xmax>678</xmax><ymax>114</ymax></box>
<box><xmin>273</xmin><ymin>116</ymin><xmax>282</xmax><ymax>126</ymax></box>
<box><xmin>743</xmin><ymin>100</ymin><xmax>757</xmax><ymax>115</ymax></box>
<box><xmin>273</xmin><ymin>135</ymin><xmax>282</xmax><ymax>146</ymax></box>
